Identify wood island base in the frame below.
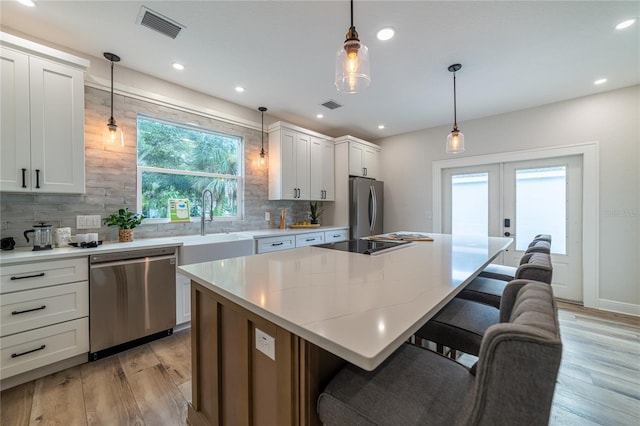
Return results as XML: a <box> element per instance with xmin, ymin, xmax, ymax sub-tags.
<box><xmin>187</xmin><ymin>282</ymin><xmax>345</xmax><ymax>426</ymax></box>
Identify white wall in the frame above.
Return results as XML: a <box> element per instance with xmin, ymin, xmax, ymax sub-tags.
<box><xmin>377</xmin><ymin>85</ymin><xmax>640</xmax><ymax>313</ymax></box>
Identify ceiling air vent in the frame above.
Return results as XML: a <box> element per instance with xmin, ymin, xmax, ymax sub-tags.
<box><xmin>137</xmin><ymin>6</ymin><xmax>185</xmax><ymax>39</ymax></box>
<box><xmin>321</xmin><ymin>100</ymin><xmax>342</xmax><ymax>110</ymax></box>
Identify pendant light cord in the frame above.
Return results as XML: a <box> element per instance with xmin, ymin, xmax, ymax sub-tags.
<box><xmin>453</xmin><ymin>72</ymin><xmax>458</xmax><ymax>127</ymax></box>
<box><xmin>261</xmin><ymin>109</ymin><xmax>264</xmax><ymax>150</ymax></box>
<box><xmin>110</xmin><ymin>60</ymin><xmax>114</xmax><ymax>119</ymax></box>
<box><xmin>350</xmin><ymin>0</ymin><xmax>354</xmax><ymax>28</ymax></box>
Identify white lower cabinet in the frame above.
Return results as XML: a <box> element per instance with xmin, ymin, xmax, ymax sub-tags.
<box><xmin>295</xmin><ymin>232</ymin><xmax>324</xmax><ymax>247</ymax></box>
<box><xmin>176</xmin><ymin>272</ymin><xmax>192</xmax><ymax>325</ymax></box>
<box><xmin>0</xmin><ymin>257</ymin><xmax>89</xmax><ymax>383</ymax></box>
<box><xmin>324</xmin><ymin>229</ymin><xmax>349</xmax><ymax>243</ymax></box>
<box><xmin>1</xmin><ymin>281</ymin><xmax>88</xmax><ymax>337</ymax></box>
<box><xmin>256</xmin><ymin>235</ymin><xmax>297</xmax><ymax>253</ymax></box>
<box><xmin>0</xmin><ymin>317</ymin><xmax>88</xmax><ymax>380</ymax></box>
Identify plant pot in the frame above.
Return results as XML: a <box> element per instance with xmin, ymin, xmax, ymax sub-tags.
<box><xmin>310</xmin><ymin>219</ymin><xmax>319</xmax><ymax>225</ymax></box>
<box><xmin>119</xmin><ymin>229</ymin><xmax>134</xmax><ymax>242</ymax></box>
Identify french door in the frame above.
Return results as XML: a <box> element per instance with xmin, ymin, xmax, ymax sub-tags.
<box><xmin>442</xmin><ymin>155</ymin><xmax>583</xmax><ymax>302</ymax></box>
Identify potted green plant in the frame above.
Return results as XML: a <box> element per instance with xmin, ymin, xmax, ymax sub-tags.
<box><xmin>103</xmin><ymin>208</ymin><xmax>145</xmax><ymax>242</ymax></box>
<box><xmin>309</xmin><ymin>201</ymin><xmax>322</xmax><ymax>225</ymax></box>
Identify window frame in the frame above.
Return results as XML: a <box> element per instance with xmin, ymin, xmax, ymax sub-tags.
<box><xmin>135</xmin><ymin>114</ymin><xmax>245</xmax><ymax>224</ymax></box>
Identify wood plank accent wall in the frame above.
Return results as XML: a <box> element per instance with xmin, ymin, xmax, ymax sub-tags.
<box><xmin>189</xmin><ymin>282</ymin><xmax>336</xmax><ymax>426</ymax></box>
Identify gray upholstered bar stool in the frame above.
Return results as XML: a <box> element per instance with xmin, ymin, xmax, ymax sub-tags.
<box><xmin>459</xmin><ymin>252</ymin><xmax>553</xmax><ymax>308</ymax></box>
<box><xmin>480</xmin><ymin>238</ymin><xmax>551</xmax><ymax>281</ymax></box>
<box><xmin>317</xmin><ymin>281</ymin><xmax>562</xmax><ymax>426</ymax></box>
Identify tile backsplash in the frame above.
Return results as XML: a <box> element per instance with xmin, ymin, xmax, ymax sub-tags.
<box><xmin>0</xmin><ymin>87</ymin><xmax>318</xmax><ymax>248</ymax></box>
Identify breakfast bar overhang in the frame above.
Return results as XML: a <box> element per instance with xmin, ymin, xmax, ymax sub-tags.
<box><xmin>179</xmin><ymin>234</ymin><xmax>512</xmax><ymax>426</ymax></box>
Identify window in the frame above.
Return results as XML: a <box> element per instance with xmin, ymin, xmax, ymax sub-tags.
<box><xmin>137</xmin><ymin>116</ymin><xmax>243</xmax><ymax>221</ymax></box>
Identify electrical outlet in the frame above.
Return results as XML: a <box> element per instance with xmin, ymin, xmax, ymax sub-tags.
<box><xmin>77</xmin><ymin>215</ymin><xmax>102</xmax><ymax>229</ymax></box>
<box><xmin>265</xmin><ymin>212</ymin><xmax>271</xmax><ymax>221</ymax></box>
<box><xmin>255</xmin><ymin>328</ymin><xmax>275</xmax><ymax>360</ymax></box>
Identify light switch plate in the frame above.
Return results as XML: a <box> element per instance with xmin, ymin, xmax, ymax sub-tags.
<box><xmin>255</xmin><ymin>328</ymin><xmax>275</xmax><ymax>360</ymax></box>
<box><xmin>77</xmin><ymin>215</ymin><xmax>102</xmax><ymax>229</ymax></box>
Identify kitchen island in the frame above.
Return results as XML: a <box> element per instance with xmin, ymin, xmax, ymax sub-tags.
<box><xmin>179</xmin><ymin>234</ymin><xmax>512</xmax><ymax>426</ymax></box>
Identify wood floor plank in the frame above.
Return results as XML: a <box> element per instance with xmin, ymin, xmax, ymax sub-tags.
<box><xmin>126</xmin><ymin>363</ymin><xmax>188</xmax><ymax>426</ymax></box>
<box><xmin>118</xmin><ymin>343</ymin><xmax>162</xmax><ymax>377</ymax></box>
<box><xmin>80</xmin><ymin>355</ymin><xmax>145</xmax><ymax>425</ymax></box>
<box><xmin>0</xmin><ymin>380</ymin><xmax>34</xmax><ymax>426</ymax></box>
<box><xmin>29</xmin><ymin>366</ymin><xmax>87</xmax><ymax>425</ymax></box>
<box><xmin>149</xmin><ymin>333</ymin><xmax>192</xmax><ymax>387</ymax></box>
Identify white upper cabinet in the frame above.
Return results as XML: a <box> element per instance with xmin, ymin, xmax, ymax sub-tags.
<box><xmin>269</xmin><ymin>122</ymin><xmax>333</xmax><ymax>201</ymax></box>
<box><xmin>336</xmin><ymin>136</ymin><xmax>381</xmax><ymax>179</ymax></box>
<box><xmin>310</xmin><ymin>136</ymin><xmax>334</xmax><ymax>201</ymax></box>
<box><xmin>0</xmin><ymin>33</ymin><xmax>88</xmax><ymax>194</ymax></box>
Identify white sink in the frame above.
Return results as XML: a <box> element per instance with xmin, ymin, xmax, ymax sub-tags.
<box><xmin>173</xmin><ymin>233</ymin><xmax>255</xmax><ymax>265</ymax></box>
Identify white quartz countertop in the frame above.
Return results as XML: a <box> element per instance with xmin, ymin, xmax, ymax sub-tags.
<box><xmin>179</xmin><ymin>233</ymin><xmax>512</xmax><ymax>371</ymax></box>
<box><xmin>0</xmin><ymin>227</ymin><xmax>348</xmax><ymax>265</ymax></box>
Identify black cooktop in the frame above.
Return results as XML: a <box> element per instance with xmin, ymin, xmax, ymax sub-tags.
<box><xmin>315</xmin><ymin>239</ymin><xmax>409</xmax><ymax>255</ymax></box>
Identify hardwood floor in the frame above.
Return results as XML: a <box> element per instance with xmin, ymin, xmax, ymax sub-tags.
<box><xmin>1</xmin><ymin>305</ymin><xmax>638</xmax><ymax>425</ymax></box>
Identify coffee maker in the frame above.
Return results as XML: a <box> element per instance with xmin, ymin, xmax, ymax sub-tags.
<box><xmin>24</xmin><ymin>223</ymin><xmax>53</xmax><ymax>251</ymax></box>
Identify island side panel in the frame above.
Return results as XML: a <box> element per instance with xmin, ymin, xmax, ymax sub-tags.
<box><xmin>189</xmin><ymin>281</ymin><xmax>302</xmax><ymax>426</ymax></box>
<box><xmin>189</xmin><ymin>282</ymin><xmax>222</xmax><ymax>426</ymax></box>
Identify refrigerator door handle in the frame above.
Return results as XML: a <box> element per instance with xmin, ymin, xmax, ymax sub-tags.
<box><xmin>370</xmin><ymin>185</ymin><xmax>377</xmax><ymax>233</ymax></box>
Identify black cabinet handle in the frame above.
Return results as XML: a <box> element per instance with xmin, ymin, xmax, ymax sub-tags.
<box><xmin>11</xmin><ymin>272</ymin><xmax>45</xmax><ymax>280</ymax></box>
<box><xmin>271</xmin><ymin>242</ymin><xmax>284</xmax><ymax>246</ymax></box>
<box><xmin>12</xmin><ymin>344</ymin><xmax>46</xmax><ymax>358</ymax></box>
<box><xmin>21</xmin><ymin>168</ymin><xmax>27</xmax><ymax>188</ymax></box>
<box><xmin>35</xmin><ymin>169</ymin><xmax>41</xmax><ymax>188</ymax></box>
<box><xmin>12</xmin><ymin>305</ymin><xmax>46</xmax><ymax>315</ymax></box>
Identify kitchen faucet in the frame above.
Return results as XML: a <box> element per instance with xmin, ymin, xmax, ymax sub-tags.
<box><xmin>201</xmin><ymin>189</ymin><xmax>213</xmax><ymax>236</ymax></box>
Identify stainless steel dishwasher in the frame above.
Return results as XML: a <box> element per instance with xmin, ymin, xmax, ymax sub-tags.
<box><xmin>89</xmin><ymin>246</ymin><xmax>177</xmax><ymax>360</ymax></box>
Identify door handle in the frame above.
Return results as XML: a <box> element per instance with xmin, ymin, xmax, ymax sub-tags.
<box><xmin>12</xmin><ymin>305</ymin><xmax>46</xmax><ymax>315</ymax></box>
<box><xmin>21</xmin><ymin>168</ymin><xmax>27</xmax><ymax>188</ymax></box>
<box><xmin>35</xmin><ymin>169</ymin><xmax>41</xmax><ymax>189</ymax></box>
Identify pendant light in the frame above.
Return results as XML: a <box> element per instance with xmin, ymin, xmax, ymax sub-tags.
<box><xmin>335</xmin><ymin>0</ymin><xmax>371</xmax><ymax>93</ymax></box>
<box><xmin>258</xmin><ymin>106</ymin><xmax>267</xmax><ymax>167</ymax></box>
<box><xmin>446</xmin><ymin>63</ymin><xmax>465</xmax><ymax>154</ymax></box>
<box><xmin>103</xmin><ymin>52</ymin><xmax>124</xmax><ymax>147</ymax></box>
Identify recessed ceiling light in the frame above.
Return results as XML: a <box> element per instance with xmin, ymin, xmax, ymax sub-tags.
<box><xmin>316</xmin><ymin>114</ymin><xmax>324</xmax><ymax>119</ymax></box>
<box><xmin>172</xmin><ymin>62</ymin><xmax>184</xmax><ymax>71</ymax></box>
<box><xmin>378</xmin><ymin>124</ymin><xmax>385</xmax><ymax>129</ymax></box>
<box><xmin>616</xmin><ymin>18</ymin><xmax>637</xmax><ymax>30</ymax></box>
<box><xmin>235</xmin><ymin>86</ymin><xmax>245</xmax><ymax>93</ymax></box>
<box><xmin>594</xmin><ymin>78</ymin><xmax>607</xmax><ymax>85</ymax></box>
<box><xmin>376</xmin><ymin>27</ymin><xmax>395</xmax><ymax>41</ymax></box>
<box><xmin>16</xmin><ymin>0</ymin><xmax>36</xmax><ymax>7</ymax></box>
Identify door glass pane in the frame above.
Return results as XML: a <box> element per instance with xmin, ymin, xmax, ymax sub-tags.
<box><xmin>515</xmin><ymin>167</ymin><xmax>566</xmax><ymax>254</ymax></box>
<box><xmin>452</xmin><ymin>173</ymin><xmax>488</xmax><ymax>236</ymax></box>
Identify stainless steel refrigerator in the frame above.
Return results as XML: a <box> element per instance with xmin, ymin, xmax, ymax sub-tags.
<box><xmin>350</xmin><ymin>177</ymin><xmax>384</xmax><ymax>239</ymax></box>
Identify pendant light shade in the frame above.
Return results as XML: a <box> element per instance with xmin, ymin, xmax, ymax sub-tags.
<box><xmin>446</xmin><ymin>63</ymin><xmax>465</xmax><ymax>154</ymax></box>
<box><xmin>103</xmin><ymin>52</ymin><xmax>124</xmax><ymax>147</ymax></box>
<box><xmin>258</xmin><ymin>106</ymin><xmax>267</xmax><ymax>167</ymax></box>
<box><xmin>335</xmin><ymin>0</ymin><xmax>370</xmax><ymax>93</ymax></box>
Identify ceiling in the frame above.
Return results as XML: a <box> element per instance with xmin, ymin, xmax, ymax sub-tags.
<box><xmin>2</xmin><ymin>1</ymin><xmax>638</xmax><ymax>140</ymax></box>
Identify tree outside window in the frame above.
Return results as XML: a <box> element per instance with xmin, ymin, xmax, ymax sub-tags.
<box><xmin>136</xmin><ymin>116</ymin><xmax>243</xmax><ymax>221</ymax></box>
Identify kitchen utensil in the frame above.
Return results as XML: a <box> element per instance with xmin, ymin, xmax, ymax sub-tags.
<box><xmin>23</xmin><ymin>223</ymin><xmax>53</xmax><ymax>251</ymax></box>
<box><xmin>1</xmin><ymin>237</ymin><xmax>15</xmax><ymax>250</ymax></box>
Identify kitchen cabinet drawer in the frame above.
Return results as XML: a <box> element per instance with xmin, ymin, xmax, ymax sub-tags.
<box><xmin>256</xmin><ymin>235</ymin><xmax>296</xmax><ymax>253</ymax></box>
<box><xmin>324</xmin><ymin>229</ymin><xmax>349</xmax><ymax>243</ymax></box>
<box><xmin>0</xmin><ymin>317</ymin><xmax>89</xmax><ymax>380</ymax></box>
<box><xmin>0</xmin><ymin>257</ymin><xmax>88</xmax><ymax>294</ymax></box>
<box><xmin>1</xmin><ymin>281</ymin><xmax>88</xmax><ymax>337</ymax></box>
<box><xmin>295</xmin><ymin>232</ymin><xmax>324</xmax><ymax>247</ymax></box>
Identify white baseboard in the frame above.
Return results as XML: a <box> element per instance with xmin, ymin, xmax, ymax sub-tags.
<box><xmin>598</xmin><ymin>298</ymin><xmax>640</xmax><ymax>317</ymax></box>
